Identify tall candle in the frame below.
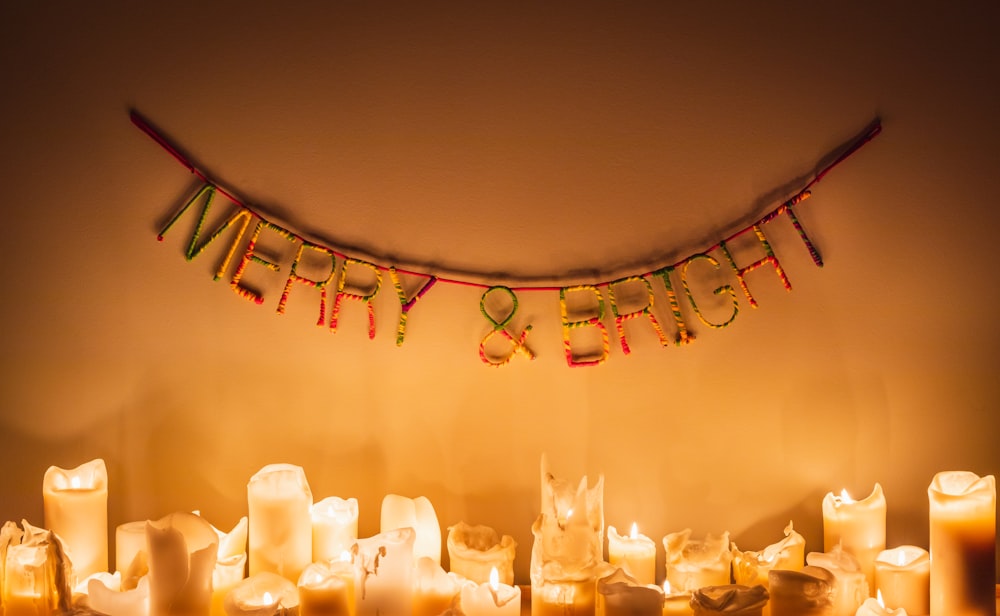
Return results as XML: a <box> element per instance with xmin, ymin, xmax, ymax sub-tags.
<box><xmin>822</xmin><ymin>484</ymin><xmax>885</xmax><ymax>596</ymax></box>
<box><xmin>873</xmin><ymin>546</ymin><xmax>928</xmax><ymax>616</ymax></box>
<box><xmin>380</xmin><ymin>495</ymin><xmax>441</xmax><ymax>565</ymax></box>
<box><xmin>662</xmin><ymin>530</ymin><xmax>732</xmax><ymax>593</ymax></box>
<box><xmin>767</xmin><ymin>566</ymin><xmax>835</xmax><ymax>616</ymax></box>
<box><xmin>461</xmin><ymin>567</ymin><xmax>521</xmax><ymax>616</ymax></box>
<box><xmin>298</xmin><ymin>559</ymin><xmax>355</xmax><ymax>616</ymax></box>
<box><xmin>927</xmin><ymin>470</ymin><xmax>996</xmax><ymax>616</ymax></box>
<box><xmin>689</xmin><ymin>585</ymin><xmax>769</xmax><ymax>616</ymax></box>
<box><xmin>607</xmin><ymin>524</ymin><xmax>656</xmax><ymax>585</ymax></box>
<box><xmin>806</xmin><ymin>546</ymin><xmax>868</xmax><ymax>616</ymax></box>
<box><xmin>247</xmin><ymin>464</ymin><xmax>313</xmax><ymax>583</ymax></box>
<box><xmin>596</xmin><ymin>569</ymin><xmax>662</xmax><ymax>616</ymax></box>
<box><xmin>447</xmin><ymin>522</ymin><xmax>517</xmax><ymax>585</ymax></box>
<box><xmin>146</xmin><ymin>512</ymin><xmax>218</xmax><ymax>616</ymax></box>
<box><xmin>312</xmin><ymin>497</ymin><xmax>358</xmax><ymax>565</ymax></box>
<box><xmin>223</xmin><ymin>572</ymin><xmax>298</xmax><ymax>616</ymax></box>
<box><xmin>42</xmin><ymin>458</ymin><xmax>108</xmax><ymax>583</ymax></box>
<box><xmin>354</xmin><ymin>527</ymin><xmax>415</xmax><ymax>616</ymax></box>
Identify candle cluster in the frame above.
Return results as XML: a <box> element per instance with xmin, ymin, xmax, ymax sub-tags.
<box><xmin>0</xmin><ymin>460</ymin><xmax>995</xmax><ymax>616</ymax></box>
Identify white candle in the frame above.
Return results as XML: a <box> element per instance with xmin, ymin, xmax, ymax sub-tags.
<box><xmin>806</xmin><ymin>546</ymin><xmax>869</xmax><ymax>616</ymax></box>
<box><xmin>115</xmin><ymin>521</ymin><xmax>149</xmax><ymax>590</ymax></box>
<box><xmin>446</xmin><ymin>522</ymin><xmax>517</xmax><ymax>585</ymax></box>
<box><xmin>209</xmin><ymin>517</ymin><xmax>249</xmax><ymax>616</ymax></box>
<box><xmin>2</xmin><ymin>522</ymin><xmax>72</xmax><ymax>616</ymax></box>
<box><xmin>412</xmin><ymin>556</ymin><xmax>463</xmax><ymax>616</ymax></box>
<box><xmin>689</xmin><ymin>584</ymin><xmax>769</xmax><ymax>616</ymax></box>
<box><xmin>661</xmin><ymin>581</ymin><xmax>694</xmax><ymax>616</ymax></box>
<box><xmin>732</xmin><ymin>521</ymin><xmax>805</xmax><ymax>588</ymax></box>
<box><xmin>312</xmin><ymin>497</ymin><xmax>358</xmax><ymax>565</ymax></box>
<box><xmin>822</xmin><ymin>484</ymin><xmax>886</xmax><ymax>596</ymax></box>
<box><xmin>607</xmin><ymin>523</ymin><xmax>656</xmax><ymax>585</ymax></box>
<box><xmin>298</xmin><ymin>558</ymin><xmax>355</xmax><ymax>616</ymax></box>
<box><xmin>596</xmin><ymin>568</ymin><xmax>662</xmax><ymax>616</ymax></box>
<box><xmin>380</xmin><ymin>494</ymin><xmax>441</xmax><ymax>565</ymax></box>
<box><xmin>42</xmin><ymin>458</ymin><xmax>108</xmax><ymax>583</ymax></box>
<box><xmin>767</xmin><ymin>566</ymin><xmax>835</xmax><ymax>616</ymax></box>
<box><xmin>146</xmin><ymin>512</ymin><xmax>218</xmax><ymax>616</ymax></box>
<box><xmin>873</xmin><ymin>546</ymin><xmax>928</xmax><ymax>616</ymax></box>
<box><xmin>927</xmin><ymin>470</ymin><xmax>996</xmax><ymax>616</ymax></box>
<box><xmin>855</xmin><ymin>593</ymin><xmax>908</xmax><ymax>616</ymax></box>
<box><xmin>223</xmin><ymin>572</ymin><xmax>298</xmax><ymax>616</ymax></box>
<box><xmin>662</xmin><ymin>530</ymin><xmax>732</xmax><ymax>592</ymax></box>
<box><xmin>87</xmin><ymin>575</ymin><xmax>150</xmax><ymax>616</ymax></box>
<box><xmin>461</xmin><ymin>567</ymin><xmax>521</xmax><ymax>616</ymax></box>
<box><xmin>247</xmin><ymin>464</ymin><xmax>313</xmax><ymax>583</ymax></box>
<box><xmin>354</xmin><ymin>527</ymin><xmax>415</xmax><ymax>616</ymax></box>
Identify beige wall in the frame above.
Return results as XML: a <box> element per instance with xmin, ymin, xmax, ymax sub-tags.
<box><xmin>1</xmin><ymin>2</ymin><xmax>997</xmax><ymax>582</ymax></box>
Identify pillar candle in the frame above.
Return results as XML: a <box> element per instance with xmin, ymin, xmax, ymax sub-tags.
<box><xmin>447</xmin><ymin>522</ymin><xmax>517</xmax><ymax>585</ymax></box>
<box><xmin>855</xmin><ymin>595</ymin><xmax>908</xmax><ymax>616</ymax></box>
<box><xmin>822</xmin><ymin>484</ymin><xmax>885</xmax><ymax>596</ymax></box>
<box><xmin>412</xmin><ymin>556</ymin><xmax>463</xmax><ymax>616</ymax></box>
<box><xmin>298</xmin><ymin>559</ymin><xmax>356</xmax><ymax>616</ymax></box>
<box><xmin>146</xmin><ymin>512</ymin><xmax>218</xmax><ymax>616</ymax></box>
<box><xmin>209</xmin><ymin>517</ymin><xmax>249</xmax><ymax>616</ymax></box>
<box><xmin>115</xmin><ymin>521</ymin><xmax>149</xmax><ymax>589</ymax></box>
<box><xmin>732</xmin><ymin>521</ymin><xmax>805</xmax><ymax>588</ymax></box>
<box><xmin>223</xmin><ymin>572</ymin><xmax>298</xmax><ymax>616</ymax></box>
<box><xmin>607</xmin><ymin>524</ymin><xmax>656</xmax><ymax>585</ymax></box>
<box><xmin>2</xmin><ymin>522</ymin><xmax>72</xmax><ymax>616</ymax></box>
<box><xmin>461</xmin><ymin>567</ymin><xmax>522</xmax><ymax>616</ymax></box>
<box><xmin>42</xmin><ymin>458</ymin><xmax>109</xmax><ymax>583</ymax></box>
<box><xmin>596</xmin><ymin>569</ymin><xmax>662</xmax><ymax>616</ymax></box>
<box><xmin>354</xmin><ymin>527</ymin><xmax>415</xmax><ymax>616</ymax></box>
<box><xmin>247</xmin><ymin>464</ymin><xmax>313</xmax><ymax>583</ymax></box>
<box><xmin>661</xmin><ymin>581</ymin><xmax>694</xmax><ymax>616</ymax></box>
<box><xmin>806</xmin><ymin>546</ymin><xmax>868</xmax><ymax>616</ymax></box>
<box><xmin>380</xmin><ymin>495</ymin><xmax>442</xmax><ymax>565</ymax></box>
<box><xmin>927</xmin><ymin>470</ymin><xmax>996</xmax><ymax>616</ymax></box>
<box><xmin>87</xmin><ymin>574</ymin><xmax>150</xmax><ymax>616</ymax></box>
<box><xmin>767</xmin><ymin>566</ymin><xmax>835</xmax><ymax>616</ymax></box>
<box><xmin>662</xmin><ymin>530</ymin><xmax>732</xmax><ymax>593</ymax></box>
<box><xmin>689</xmin><ymin>585</ymin><xmax>769</xmax><ymax>616</ymax></box>
<box><xmin>312</xmin><ymin>497</ymin><xmax>358</xmax><ymax>565</ymax></box>
<box><xmin>873</xmin><ymin>546</ymin><xmax>928</xmax><ymax>616</ymax></box>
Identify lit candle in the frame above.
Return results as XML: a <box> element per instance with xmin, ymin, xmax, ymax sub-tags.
<box><xmin>661</xmin><ymin>580</ymin><xmax>694</xmax><ymax>616</ymax></box>
<box><xmin>115</xmin><ymin>521</ymin><xmax>149</xmax><ymax>590</ymax></box>
<box><xmin>855</xmin><ymin>591</ymin><xmax>908</xmax><ymax>616</ymax></box>
<box><xmin>767</xmin><ymin>566</ymin><xmax>835</xmax><ymax>616</ymax></box>
<box><xmin>42</xmin><ymin>458</ymin><xmax>108</xmax><ymax>583</ymax></box>
<box><xmin>822</xmin><ymin>484</ymin><xmax>885</xmax><ymax>596</ymax></box>
<box><xmin>806</xmin><ymin>546</ymin><xmax>868</xmax><ymax>616</ymax></box>
<box><xmin>873</xmin><ymin>546</ymin><xmax>928</xmax><ymax>616</ymax></box>
<box><xmin>209</xmin><ymin>517</ymin><xmax>249</xmax><ymax>616</ymax></box>
<box><xmin>354</xmin><ymin>527</ymin><xmax>416</xmax><ymax>616</ymax></box>
<box><xmin>927</xmin><ymin>470</ymin><xmax>996</xmax><ymax>616</ymax></box>
<box><xmin>607</xmin><ymin>523</ymin><xmax>656</xmax><ymax>585</ymax></box>
<box><xmin>446</xmin><ymin>522</ymin><xmax>517</xmax><ymax>585</ymax></box>
<box><xmin>412</xmin><ymin>556</ymin><xmax>463</xmax><ymax>616</ymax></box>
<box><xmin>312</xmin><ymin>497</ymin><xmax>358</xmax><ymax>565</ymax></box>
<box><xmin>146</xmin><ymin>512</ymin><xmax>218</xmax><ymax>616</ymax></box>
<box><xmin>662</xmin><ymin>530</ymin><xmax>732</xmax><ymax>592</ymax></box>
<box><xmin>247</xmin><ymin>464</ymin><xmax>313</xmax><ymax>583</ymax></box>
<box><xmin>297</xmin><ymin>556</ymin><xmax>355</xmax><ymax>616</ymax></box>
<box><xmin>380</xmin><ymin>494</ymin><xmax>442</xmax><ymax>565</ymax></box>
<box><xmin>2</xmin><ymin>522</ymin><xmax>72</xmax><ymax>616</ymax></box>
<box><xmin>223</xmin><ymin>572</ymin><xmax>298</xmax><ymax>616</ymax></box>
<box><xmin>461</xmin><ymin>567</ymin><xmax>521</xmax><ymax>616</ymax></box>
<box><xmin>689</xmin><ymin>584</ymin><xmax>769</xmax><ymax>616</ymax></box>
<box><xmin>87</xmin><ymin>575</ymin><xmax>150</xmax><ymax>616</ymax></box>
<box><xmin>596</xmin><ymin>568</ymin><xmax>662</xmax><ymax>616</ymax></box>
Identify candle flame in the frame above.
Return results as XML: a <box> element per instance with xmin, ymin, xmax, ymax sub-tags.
<box><xmin>876</xmin><ymin>589</ymin><xmax>885</xmax><ymax>608</ymax></box>
<box><xmin>663</xmin><ymin>580</ymin><xmax>671</xmax><ymax>594</ymax></box>
<box><xmin>262</xmin><ymin>592</ymin><xmax>273</xmax><ymax>605</ymax></box>
<box><xmin>70</xmin><ymin>476</ymin><xmax>81</xmax><ymax>489</ymax></box>
<box><xmin>339</xmin><ymin>550</ymin><xmax>352</xmax><ymax>563</ymax></box>
<box><xmin>489</xmin><ymin>566</ymin><xmax>499</xmax><ymax>591</ymax></box>
<box><xmin>839</xmin><ymin>488</ymin><xmax>854</xmax><ymax>504</ymax></box>
<box><xmin>566</xmin><ymin>508</ymin><xmax>574</xmax><ymax>519</ymax></box>
<box><xmin>630</xmin><ymin>522</ymin><xmax>639</xmax><ymax>539</ymax></box>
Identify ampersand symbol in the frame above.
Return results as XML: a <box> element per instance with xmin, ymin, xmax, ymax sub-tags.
<box><xmin>479</xmin><ymin>286</ymin><xmax>534</xmax><ymax>366</ymax></box>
